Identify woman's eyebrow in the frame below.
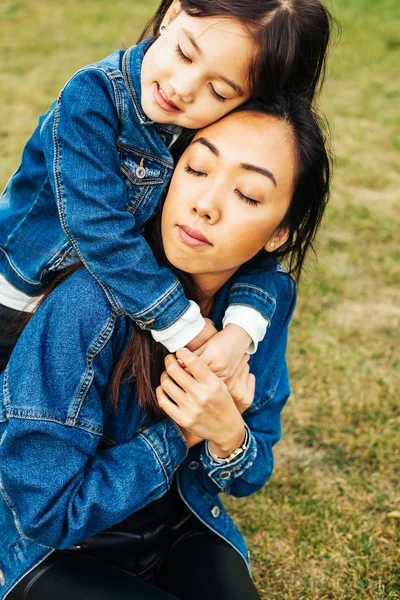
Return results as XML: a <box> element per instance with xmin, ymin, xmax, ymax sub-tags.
<box><xmin>240</xmin><ymin>163</ymin><xmax>277</xmax><ymax>187</ymax></box>
<box><xmin>182</xmin><ymin>28</ymin><xmax>244</xmax><ymax>96</ymax></box>
<box><xmin>192</xmin><ymin>137</ymin><xmax>220</xmax><ymax>156</ymax></box>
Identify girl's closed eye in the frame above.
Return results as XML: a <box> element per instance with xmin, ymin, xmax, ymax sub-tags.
<box><xmin>208</xmin><ymin>84</ymin><xmax>227</xmax><ymax>103</ymax></box>
<box><xmin>234</xmin><ymin>189</ymin><xmax>260</xmax><ymax>207</ymax></box>
<box><xmin>184</xmin><ymin>164</ymin><xmax>207</xmax><ymax>177</ymax></box>
<box><xmin>176</xmin><ymin>45</ymin><xmax>192</xmax><ymax>64</ymax></box>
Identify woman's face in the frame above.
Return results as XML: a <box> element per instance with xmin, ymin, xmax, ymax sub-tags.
<box><xmin>161</xmin><ymin>111</ymin><xmax>296</xmax><ymax>291</ymax></box>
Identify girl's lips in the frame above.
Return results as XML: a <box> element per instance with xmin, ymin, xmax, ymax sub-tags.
<box><xmin>154</xmin><ymin>83</ymin><xmax>182</xmax><ymax>113</ymax></box>
<box><xmin>178</xmin><ymin>225</ymin><xmax>212</xmax><ymax>247</ymax></box>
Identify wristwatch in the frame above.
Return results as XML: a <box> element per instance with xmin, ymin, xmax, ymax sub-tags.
<box><xmin>208</xmin><ymin>428</ymin><xmax>249</xmax><ymax>464</ymax></box>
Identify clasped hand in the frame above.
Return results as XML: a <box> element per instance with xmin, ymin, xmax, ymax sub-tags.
<box><xmin>156</xmin><ymin>347</ymin><xmax>255</xmax><ymax>456</ymax></box>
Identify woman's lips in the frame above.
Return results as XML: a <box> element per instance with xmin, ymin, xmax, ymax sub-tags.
<box><xmin>154</xmin><ymin>83</ymin><xmax>182</xmax><ymax>113</ymax></box>
<box><xmin>178</xmin><ymin>225</ymin><xmax>212</xmax><ymax>247</ymax></box>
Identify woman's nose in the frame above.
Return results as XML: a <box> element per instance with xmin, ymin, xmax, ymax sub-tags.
<box><xmin>191</xmin><ymin>193</ymin><xmax>221</xmax><ymax>223</ymax></box>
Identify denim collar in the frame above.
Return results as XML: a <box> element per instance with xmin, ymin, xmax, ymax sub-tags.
<box><xmin>123</xmin><ymin>37</ymin><xmax>155</xmax><ymax>126</ymax></box>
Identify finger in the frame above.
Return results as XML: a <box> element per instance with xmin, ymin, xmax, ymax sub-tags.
<box><xmin>175</xmin><ymin>348</ymin><xmax>215</xmax><ymax>383</ymax></box>
<box><xmin>160</xmin><ymin>372</ymin><xmax>187</xmax><ymax>405</ymax></box>
<box><xmin>234</xmin><ymin>355</ymin><xmax>250</xmax><ymax>381</ymax></box>
<box><xmin>247</xmin><ymin>373</ymin><xmax>256</xmax><ymax>399</ymax></box>
<box><xmin>164</xmin><ymin>354</ymin><xmax>197</xmax><ymax>392</ymax></box>
<box><xmin>156</xmin><ymin>385</ymin><xmax>182</xmax><ymax>421</ymax></box>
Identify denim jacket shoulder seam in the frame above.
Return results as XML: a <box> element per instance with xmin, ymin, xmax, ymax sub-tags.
<box><xmin>52</xmin><ymin>96</ymin><xmax>121</xmax><ymax>312</ymax></box>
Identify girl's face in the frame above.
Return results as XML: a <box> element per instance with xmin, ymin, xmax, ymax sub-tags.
<box><xmin>161</xmin><ymin>111</ymin><xmax>296</xmax><ymax>292</ymax></box>
<box><xmin>141</xmin><ymin>2</ymin><xmax>255</xmax><ymax>129</ymax></box>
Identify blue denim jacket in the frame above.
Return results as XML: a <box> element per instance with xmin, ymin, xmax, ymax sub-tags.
<box><xmin>0</xmin><ymin>263</ymin><xmax>295</xmax><ymax>598</ymax></box>
<box><xmin>0</xmin><ymin>38</ymin><xmax>278</xmax><ymax>333</ymax></box>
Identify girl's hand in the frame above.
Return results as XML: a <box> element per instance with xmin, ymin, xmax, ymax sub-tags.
<box><xmin>156</xmin><ymin>348</ymin><xmax>245</xmax><ymax>455</ymax></box>
<box><xmin>226</xmin><ymin>353</ymin><xmax>256</xmax><ymax>415</ymax></box>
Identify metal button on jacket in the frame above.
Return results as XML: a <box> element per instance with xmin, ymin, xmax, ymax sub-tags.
<box><xmin>219</xmin><ymin>471</ymin><xmax>231</xmax><ymax>480</ymax></box>
<box><xmin>135</xmin><ymin>166</ymin><xmax>146</xmax><ymax>179</ymax></box>
<box><xmin>188</xmin><ymin>460</ymin><xmax>200</xmax><ymax>470</ymax></box>
<box><xmin>211</xmin><ymin>506</ymin><xmax>220</xmax><ymax>518</ymax></box>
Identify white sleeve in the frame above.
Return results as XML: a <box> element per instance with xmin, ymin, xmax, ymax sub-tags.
<box><xmin>150</xmin><ymin>300</ymin><xmax>205</xmax><ymax>352</ymax></box>
<box><xmin>222</xmin><ymin>306</ymin><xmax>269</xmax><ymax>354</ymax></box>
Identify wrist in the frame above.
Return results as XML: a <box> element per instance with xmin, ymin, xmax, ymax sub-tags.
<box><xmin>209</xmin><ymin>422</ymin><xmax>246</xmax><ymax>458</ymax></box>
<box><xmin>223</xmin><ymin>323</ymin><xmax>252</xmax><ymax>351</ymax></box>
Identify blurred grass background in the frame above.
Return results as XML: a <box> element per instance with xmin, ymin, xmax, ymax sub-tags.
<box><xmin>0</xmin><ymin>0</ymin><xmax>399</xmax><ymax>598</ymax></box>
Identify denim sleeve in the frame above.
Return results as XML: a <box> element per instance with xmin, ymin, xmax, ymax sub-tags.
<box><xmin>0</xmin><ymin>277</ymin><xmax>188</xmax><ymax>549</ymax></box>
<box><xmin>227</xmin><ymin>264</ymin><xmax>278</xmax><ymax>327</ymax></box>
<box><xmin>40</xmin><ymin>67</ymin><xmax>190</xmax><ymax>331</ymax></box>
<box><xmin>199</xmin><ymin>275</ymin><xmax>296</xmax><ymax>497</ymax></box>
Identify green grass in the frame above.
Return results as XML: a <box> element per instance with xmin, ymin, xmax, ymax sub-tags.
<box><xmin>1</xmin><ymin>1</ymin><xmax>399</xmax><ymax>597</ymax></box>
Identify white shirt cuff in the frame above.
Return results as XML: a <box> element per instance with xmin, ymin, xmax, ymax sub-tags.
<box><xmin>150</xmin><ymin>300</ymin><xmax>205</xmax><ymax>352</ymax></box>
<box><xmin>222</xmin><ymin>306</ymin><xmax>269</xmax><ymax>354</ymax></box>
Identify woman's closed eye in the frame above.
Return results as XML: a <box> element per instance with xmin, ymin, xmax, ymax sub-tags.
<box><xmin>184</xmin><ymin>164</ymin><xmax>207</xmax><ymax>177</ymax></box>
<box><xmin>234</xmin><ymin>189</ymin><xmax>260</xmax><ymax>207</ymax></box>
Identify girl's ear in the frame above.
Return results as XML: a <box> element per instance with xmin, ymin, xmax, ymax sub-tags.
<box><xmin>161</xmin><ymin>0</ymin><xmax>182</xmax><ymax>28</ymax></box>
<box><xmin>264</xmin><ymin>227</ymin><xmax>290</xmax><ymax>253</ymax></box>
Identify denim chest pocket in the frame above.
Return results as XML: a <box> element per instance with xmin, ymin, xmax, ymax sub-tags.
<box><xmin>118</xmin><ymin>144</ymin><xmax>168</xmax><ymax>213</ymax></box>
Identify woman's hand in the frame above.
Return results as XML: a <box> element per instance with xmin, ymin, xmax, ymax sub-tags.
<box><xmin>156</xmin><ymin>348</ymin><xmax>245</xmax><ymax>455</ymax></box>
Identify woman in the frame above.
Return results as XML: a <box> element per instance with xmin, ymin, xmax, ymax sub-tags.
<box><xmin>0</xmin><ymin>98</ymin><xmax>330</xmax><ymax>599</ymax></box>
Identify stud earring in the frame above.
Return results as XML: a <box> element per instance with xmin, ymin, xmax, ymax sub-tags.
<box><xmin>160</xmin><ymin>25</ymin><xmax>166</xmax><ymax>32</ymax></box>
<box><xmin>269</xmin><ymin>242</ymin><xmax>276</xmax><ymax>249</ymax></box>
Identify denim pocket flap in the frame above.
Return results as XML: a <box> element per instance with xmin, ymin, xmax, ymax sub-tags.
<box><xmin>119</xmin><ymin>148</ymin><xmax>166</xmax><ymax>186</ymax></box>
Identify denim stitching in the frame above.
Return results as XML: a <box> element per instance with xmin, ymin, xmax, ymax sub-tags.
<box><xmin>0</xmin><ymin>472</ymin><xmax>53</xmax><ymax>548</ymax></box>
<box><xmin>120</xmin><ymin>163</ymin><xmax>164</xmax><ymax>186</ymax></box>
<box><xmin>132</xmin><ymin>283</ymin><xmax>189</xmax><ymax>322</ymax></box>
<box><xmin>229</xmin><ymin>284</ymin><xmax>277</xmax><ymax>307</ymax></box>
<box><xmin>7</xmin><ymin>410</ymin><xmax>103</xmax><ymax>436</ymax></box>
<box><xmin>139</xmin><ymin>432</ymin><xmax>169</xmax><ymax>486</ymax></box>
<box><xmin>116</xmin><ymin>141</ymin><xmax>173</xmax><ymax>168</ymax></box>
<box><xmin>67</xmin><ymin>312</ymin><xmax>118</xmax><ymax>426</ymax></box>
<box><xmin>0</xmin><ymin>248</ymin><xmax>44</xmax><ymax>286</ymax></box>
<box><xmin>52</xmin><ymin>97</ymin><xmax>121</xmax><ymax>312</ymax></box>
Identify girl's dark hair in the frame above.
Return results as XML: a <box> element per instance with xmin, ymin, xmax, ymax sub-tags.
<box><xmin>139</xmin><ymin>0</ymin><xmax>335</xmax><ymax>104</ymax></box>
<box><xmin>33</xmin><ymin>96</ymin><xmax>331</xmax><ymax>420</ymax></box>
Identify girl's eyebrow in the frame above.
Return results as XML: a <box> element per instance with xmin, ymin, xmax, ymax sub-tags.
<box><xmin>182</xmin><ymin>28</ymin><xmax>244</xmax><ymax>96</ymax></box>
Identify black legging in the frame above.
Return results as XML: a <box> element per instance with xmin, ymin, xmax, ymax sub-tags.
<box><xmin>8</xmin><ymin>530</ymin><xmax>260</xmax><ymax>599</ymax></box>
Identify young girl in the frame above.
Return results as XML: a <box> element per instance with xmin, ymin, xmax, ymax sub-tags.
<box><xmin>0</xmin><ymin>0</ymin><xmax>332</xmax><ymax>373</ymax></box>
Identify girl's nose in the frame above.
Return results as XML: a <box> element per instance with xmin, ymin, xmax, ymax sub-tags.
<box><xmin>170</xmin><ymin>75</ymin><xmax>196</xmax><ymax>104</ymax></box>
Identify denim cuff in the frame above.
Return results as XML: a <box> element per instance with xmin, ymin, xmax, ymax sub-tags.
<box><xmin>228</xmin><ymin>284</ymin><xmax>277</xmax><ymax>325</ymax></box>
<box><xmin>200</xmin><ymin>423</ymin><xmax>257</xmax><ymax>490</ymax></box>
<box><xmin>139</xmin><ymin>419</ymin><xmax>188</xmax><ymax>486</ymax></box>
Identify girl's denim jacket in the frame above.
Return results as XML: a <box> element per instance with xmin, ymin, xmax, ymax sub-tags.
<box><xmin>0</xmin><ymin>263</ymin><xmax>296</xmax><ymax>598</ymax></box>
<box><xmin>0</xmin><ymin>38</ymin><xmax>277</xmax><ymax>335</ymax></box>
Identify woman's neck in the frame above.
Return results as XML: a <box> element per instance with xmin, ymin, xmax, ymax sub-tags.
<box><xmin>194</xmin><ymin>268</ymin><xmax>238</xmax><ymax>317</ymax></box>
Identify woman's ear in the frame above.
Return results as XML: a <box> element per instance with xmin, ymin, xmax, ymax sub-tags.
<box><xmin>264</xmin><ymin>227</ymin><xmax>290</xmax><ymax>253</ymax></box>
<box><xmin>161</xmin><ymin>0</ymin><xmax>182</xmax><ymax>29</ymax></box>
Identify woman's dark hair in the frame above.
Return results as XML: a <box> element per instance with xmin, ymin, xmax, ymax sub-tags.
<box><xmin>139</xmin><ymin>0</ymin><xmax>336</xmax><ymax>104</ymax></box>
<box><xmin>33</xmin><ymin>96</ymin><xmax>331</xmax><ymax>421</ymax></box>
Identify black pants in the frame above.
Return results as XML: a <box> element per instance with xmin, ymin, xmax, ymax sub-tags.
<box><xmin>0</xmin><ymin>304</ymin><xmax>26</xmax><ymax>372</ymax></box>
<box><xmin>8</xmin><ymin>525</ymin><xmax>260</xmax><ymax>599</ymax></box>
